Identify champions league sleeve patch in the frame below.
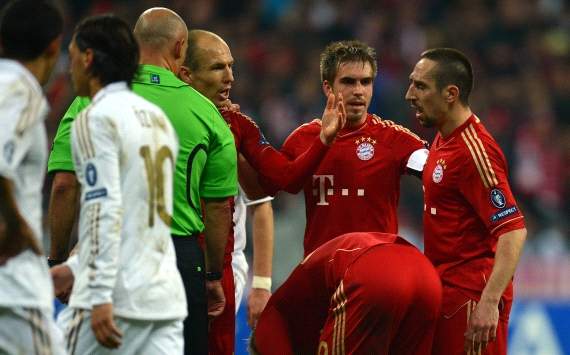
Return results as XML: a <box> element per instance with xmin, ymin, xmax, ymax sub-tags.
<box><xmin>490</xmin><ymin>188</ymin><xmax>506</xmax><ymax>208</ymax></box>
<box><xmin>490</xmin><ymin>206</ymin><xmax>518</xmax><ymax>222</ymax></box>
<box><xmin>85</xmin><ymin>163</ymin><xmax>98</xmax><ymax>186</ymax></box>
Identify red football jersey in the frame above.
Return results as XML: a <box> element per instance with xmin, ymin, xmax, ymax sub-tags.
<box><xmin>220</xmin><ymin>108</ymin><xmax>329</xmax><ymax>193</ymax></box>
<box><xmin>423</xmin><ymin>114</ymin><xmax>525</xmax><ymax>300</ymax></box>
<box><xmin>280</xmin><ymin>113</ymin><xmax>427</xmax><ymax>255</ymax></box>
<box><xmin>254</xmin><ymin>232</ymin><xmax>403</xmax><ymax>354</ymax></box>
<box><xmin>254</xmin><ymin>232</ymin><xmax>441</xmax><ymax>354</ymax></box>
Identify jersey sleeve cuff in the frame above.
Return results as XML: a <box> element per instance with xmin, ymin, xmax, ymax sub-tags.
<box><xmin>491</xmin><ymin>216</ymin><xmax>526</xmax><ymax>239</ymax></box>
<box><xmin>47</xmin><ymin>160</ymin><xmax>75</xmax><ymax>173</ymax></box>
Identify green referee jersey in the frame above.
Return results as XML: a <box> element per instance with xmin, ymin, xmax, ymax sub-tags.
<box><xmin>48</xmin><ymin>64</ymin><xmax>238</xmax><ymax>235</ymax></box>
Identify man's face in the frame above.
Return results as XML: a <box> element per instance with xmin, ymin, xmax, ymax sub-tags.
<box><xmin>405</xmin><ymin>58</ymin><xmax>447</xmax><ymax>128</ymax></box>
<box><xmin>325</xmin><ymin>61</ymin><xmax>373</xmax><ymax>125</ymax></box>
<box><xmin>187</xmin><ymin>38</ymin><xmax>234</xmax><ymax>108</ymax></box>
<box><xmin>68</xmin><ymin>37</ymin><xmax>90</xmax><ymax>97</ymax></box>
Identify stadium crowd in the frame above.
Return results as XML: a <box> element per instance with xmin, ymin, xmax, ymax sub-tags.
<box><xmin>1</xmin><ymin>0</ymin><xmax>566</xmax><ymax>354</ymax></box>
<box><xmin>42</xmin><ymin>0</ymin><xmax>568</xmax><ymax>259</ymax></box>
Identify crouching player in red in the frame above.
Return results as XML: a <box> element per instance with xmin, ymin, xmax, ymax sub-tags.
<box><xmin>250</xmin><ymin>232</ymin><xmax>442</xmax><ymax>355</ymax></box>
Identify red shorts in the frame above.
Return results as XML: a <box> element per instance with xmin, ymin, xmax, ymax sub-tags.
<box><xmin>431</xmin><ymin>286</ymin><xmax>510</xmax><ymax>355</ymax></box>
<box><xmin>318</xmin><ymin>244</ymin><xmax>442</xmax><ymax>355</ymax></box>
<box><xmin>208</xmin><ymin>261</ymin><xmax>235</xmax><ymax>355</ymax></box>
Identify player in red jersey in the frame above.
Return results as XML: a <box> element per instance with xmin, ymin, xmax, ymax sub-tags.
<box><xmin>272</xmin><ymin>40</ymin><xmax>429</xmax><ymax>255</ymax></box>
<box><xmin>179</xmin><ymin>30</ymin><xmax>346</xmax><ymax>355</ymax></box>
<box><xmin>406</xmin><ymin>48</ymin><xmax>527</xmax><ymax>355</ymax></box>
<box><xmin>250</xmin><ymin>232</ymin><xmax>442</xmax><ymax>355</ymax></box>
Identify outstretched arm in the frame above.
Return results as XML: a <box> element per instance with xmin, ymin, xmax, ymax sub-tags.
<box><xmin>236</xmin><ymin>93</ymin><xmax>346</xmax><ymax>195</ymax></box>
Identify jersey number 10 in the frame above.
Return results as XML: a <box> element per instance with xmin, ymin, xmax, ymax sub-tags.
<box><xmin>140</xmin><ymin>145</ymin><xmax>174</xmax><ymax>227</ymax></box>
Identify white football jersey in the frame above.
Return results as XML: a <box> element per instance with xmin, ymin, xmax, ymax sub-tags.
<box><xmin>69</xmin><ymin>82</ymin><xmax>186</xmax><ymax>321</ymax></box>
<box><xmin>0</xmin><ymin>59</ymin><xmax>53</xmax><ymax>311</ymax></box>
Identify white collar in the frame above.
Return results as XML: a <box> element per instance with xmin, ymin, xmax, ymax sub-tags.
<box><xmin>92</xmin><ymin>81</ymin><xmax>129</xmax><ymax>103</ymax></box>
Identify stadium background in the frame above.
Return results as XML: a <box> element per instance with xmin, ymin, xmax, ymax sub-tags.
<box><xmin>30</xmin><ymin>0</ymin><xmax>569</xmax><ymax>354</ymax></box>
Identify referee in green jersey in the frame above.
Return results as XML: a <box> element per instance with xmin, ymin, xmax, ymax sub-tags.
<box><xmin>47</xmin><ymin>8</ymin><xmax>237</xmax><ymax>355</ymax></box>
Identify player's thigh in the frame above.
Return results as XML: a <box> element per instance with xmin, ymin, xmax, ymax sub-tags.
<box><xmin>0</xmin><ymin>306</ymin><xmax>66</xmax><ymax>355</ymax></box>
<box><xmin>144</xmin><ymin>319</ymin><xmax>184</xmax><ymax>355</ymax></box>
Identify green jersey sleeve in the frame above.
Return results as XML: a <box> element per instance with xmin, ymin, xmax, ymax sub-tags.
<box><xmin>48</xmin><ymin>96</ymin><xmax>91</xmax><ymax>173</ymax></box>
<box><xmin>199</xmin><ymin>111</ymin><xmax>238</xmax><ymax>198</ymax></box>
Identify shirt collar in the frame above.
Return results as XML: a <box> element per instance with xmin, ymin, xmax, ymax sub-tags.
<box><xmin>92</xmin><ymin>81</ymin><xmax>129</xmax><ymax>103</ymax></box>
<box><xmin>133</xmin><ymin>64</ymin><xmax>189</xmax><ymax>88</ymax></box>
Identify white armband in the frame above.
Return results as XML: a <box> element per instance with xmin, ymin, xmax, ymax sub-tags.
<box><xmin>406</xmin><ymin>148</ymin><xmax>429</xmax><ymax>172</ymax></box>
<box><xmin>251</xmin><ymin>276</ymin><xmax>272</xmax><ymax>291</ymax></box>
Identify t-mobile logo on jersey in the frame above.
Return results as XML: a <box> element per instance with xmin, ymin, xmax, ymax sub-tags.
<box><xmin>313</xmin><ymin>175</ymin><xmax>365</xmax><ymax>205</ymax></box>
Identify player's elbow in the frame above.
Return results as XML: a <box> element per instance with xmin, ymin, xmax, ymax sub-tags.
<box><xmin>51</xmin><ymin>172</ymin><xmax>79</xmax><ymax>196</ymax></box>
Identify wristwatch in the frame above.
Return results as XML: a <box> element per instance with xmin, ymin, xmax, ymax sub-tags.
<box><xmin>205</xmin><ymin>271</ymin><xmax>222</xmax><ymax>281</ymax></box>
<box><xmin>47</xmin><ymin>258</ymin><xmax>65</xmax><ymax>268</ymax></box>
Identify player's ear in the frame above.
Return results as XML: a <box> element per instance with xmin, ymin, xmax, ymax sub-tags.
<box><xmin>444</xmin><ymin>85</ymin><xmax>459</xmax><ymax>103</ymax></box>
<box><xmin>83</xmin><ymin>48</ymin><xmax>94</xmax><ymax>71</ymax></box>
<box><xmin>322</xmin><ymin>80</ymin><xmax>333</xmax><ymax>97</ymax></box>
<box><xmin>173</xmin><ymin>37</ymin><xmax>185</xmax><ymax>62</ymax></box>
<box><xmin>179</xmin><ymin>65</ymin><xmax>192</xmax><ymax>84</ymax></box>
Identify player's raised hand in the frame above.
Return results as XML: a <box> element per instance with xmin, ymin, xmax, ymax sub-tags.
<box><xmin>91</xmin><ymin>303</ymin><xmax>123</xmax><ymax>349</ymax></box>
<box><xmin>320</xmin><ymin>92</ymin><xmax>346</xmax><ymax>145</ymax></box>
<box><xmin>247</xmin><ymin>288</ymin><xmax>271</xmax><ymax>328</ymax></box>
<box><xmin>206</xmin><ymin>279</ymin><xmax>226</xmax><ymax>319</ymax></box>
<box><xmin>464</xmin><ymin>299</ymin><xmax>498</xmax><ymax>354</ymax></box>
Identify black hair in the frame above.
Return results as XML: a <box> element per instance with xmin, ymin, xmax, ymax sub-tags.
<box><xmin>74</xmin><ymin>14</ymin><xmax>139</xmax><ymax>87</ymax></box>
<box><xmin>420</xmin><ymin>48</ymin><xmax>474</xmax><ymax>105</ymax></box>
<box><xmin>320</xmin><ymin>40</ymin><xmax>377</xmax><ymax>83</ymax></box>
<box><xmin>0</xmin><ymin>0</ymin><xmax>63</xmax><ymax>60</ymax></box>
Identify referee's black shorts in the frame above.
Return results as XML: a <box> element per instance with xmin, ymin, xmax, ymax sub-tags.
<box><xmin>172</xmin><ymin>234</ymin><xmax>207</xmax><ymax>355</ymax></box>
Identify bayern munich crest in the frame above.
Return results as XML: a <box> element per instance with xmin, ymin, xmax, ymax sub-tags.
<box><xmin>355</xmin><ymin>137</ymin><xmax>376</xmax><ymax>161</ymax></box>
<box><xmin>432</xmin><ymin>159</ymin><xmax>447</xmax><ymax>183</ymax></box>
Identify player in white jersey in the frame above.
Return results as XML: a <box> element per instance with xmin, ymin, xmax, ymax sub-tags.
<box><xmin>49</xmin><ymin>15</ymin><xmax>186</xmax><ymax>354</ymax></box>
<box><xmin>0</xmin><ymin>1</ymin><xmax>65</xmax><ymax>354</ymax></box>
<box><xmin>231</xmin><ymin>187</ymin><xmax>273</xmax><ymax>327</ymax></box>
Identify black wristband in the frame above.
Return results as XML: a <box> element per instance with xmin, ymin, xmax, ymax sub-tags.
<box><xmin>47</xmin><ymin>258</ymin><xmax>65</xmax><ymax>268</ymax></box>
<box><xmin>205</xmin><ymin>271</ymin><xmax>222</xmax><ymax>281</ymax></box>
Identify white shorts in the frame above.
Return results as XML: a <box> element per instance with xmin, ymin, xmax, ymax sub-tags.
<box><xmin>232</xmin><ymin>251</ymin><xmax>248</xmax><ymax>313</ymax></box>
<box><xmin>0</xmin><ymin>306</ymin><xmax>66</xmax><ymax>355</ymax></box>
<box><xmin>65</xmin><ymin>309</ymin><xmax>184</xmax><ymax>355</ymax></box>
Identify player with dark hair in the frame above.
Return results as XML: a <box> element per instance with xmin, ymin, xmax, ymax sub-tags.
<box><xmin>0</xmin><ymin>0</ymin><xmax>64</xmax><ymax>353</ymax></box>
<box><xmin>71</xmin><ymin>15</ymin><xmax>139</xmax><ymax>87</ymax></box>
<box><xmin>406</xmin><ymin>47</ymin><xmax>527</xmax><ymax>355</ymax></box>
<box><xmin>48</xmin><ymin>7</ymin><xmax>237</xmax><ymax>355</ymax></box>
<box><xmin>269</xmin><ymin>40</ymin><xmax>428</xmax><ymax>256</ymax></box>
<box><xmin>52</xmin><ymin>14</ymin><xmax>187</xmax><ymax>354</ymax></box>
<box><xmin>250</xmin><ymin>232</ymin><xmax>442</xmax><ymax>354</ymax></box>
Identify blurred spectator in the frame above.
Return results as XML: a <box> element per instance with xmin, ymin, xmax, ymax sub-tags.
<box><xmin>40</xmin><ymin>0</ymin><xmax>569</xmax><ymax>270</ymax></box>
